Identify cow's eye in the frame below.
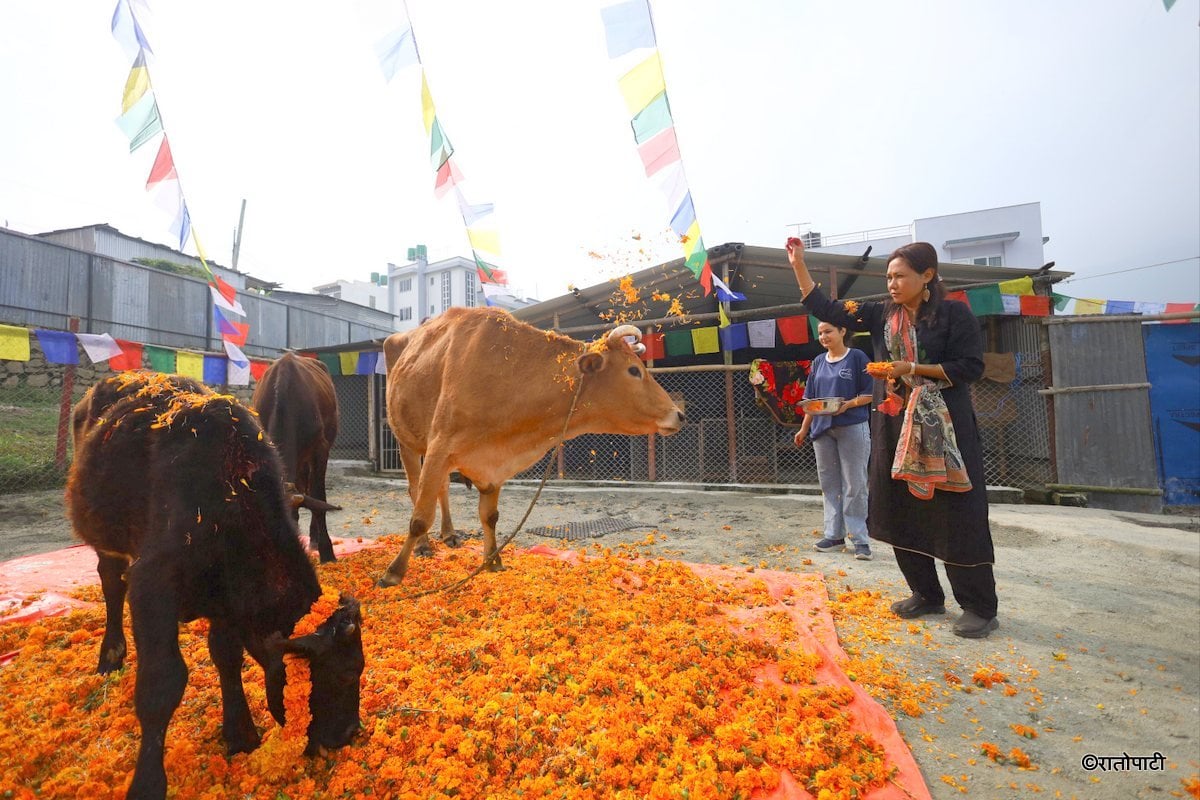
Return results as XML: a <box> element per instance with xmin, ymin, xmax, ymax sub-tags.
<box><xmin>627</xmin><ymin>366</ymin><xmax>641</xmax><ymax>378</ymax></box>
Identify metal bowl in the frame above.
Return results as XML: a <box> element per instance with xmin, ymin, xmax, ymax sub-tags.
<box><xmin>801</xmin><ymin>397</ymin><xmax>843</xmax><ymax>416</ymax></box>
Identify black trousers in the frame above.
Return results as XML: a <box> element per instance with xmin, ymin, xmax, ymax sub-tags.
<box><xmin>894</xmin><ymin>547</ymin><xmax>998</xmax><ymax>619</ymax></box>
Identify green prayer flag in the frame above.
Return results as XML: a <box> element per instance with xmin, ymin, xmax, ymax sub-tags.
<box><xmin>631</xmin><ymin>92</ymin><xmax>673</xmax><ymax>144</ymax></box>
<box><xmin>1051</xmin><ymin>293</ymin><xmax>1071</xmax><ymax>311</ymax></box>
<box><xmin>317</xmin><ymin>352</ymin><xmax>342</xmax><ymax>376</ymax></box>
<box><xmin>663</xmin><ymin>329</ymin><xmax>694</xmax><ymax>357</ymax></box>
<box><xmin>146</xmin><ymin>345</ymin><xmax>176</xmax><ymax>373</ymax></box>
<box><xmin>684</xmin><ymin>237</ymin><xmax>707</xmax><ymax>277</ymax></box>
<box><xmin>965</xmin><ymin>285</ymin><xmax>1004</xmax><ymax>316</ymax></box>
<box><xmin>809</xmin><ymin>315</ymin><xmax>820</xmax><ymax>339</ymax></box>
<box><xmin>1164</xmin><ymin>0</ymin><xmax>1177</xmax><ymax>10</ymax></box>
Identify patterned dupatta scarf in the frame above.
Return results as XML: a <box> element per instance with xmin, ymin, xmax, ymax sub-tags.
<box><xmin>884</xmin><ymin>307</ymin><xmax>972</xmax><ymax>500</ymax></box>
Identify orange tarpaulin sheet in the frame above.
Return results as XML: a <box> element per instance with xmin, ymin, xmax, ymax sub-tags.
<box><xmin>2</xmin><ymin>542</ymin><xmax>931</xmax><ymax>800</ymax></box>
<box><xmin>524</xmin><ymin>545</ymin><xmax>931</xmax><ymax>800</ymax></box>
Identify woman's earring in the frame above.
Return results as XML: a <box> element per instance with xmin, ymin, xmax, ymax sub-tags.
<box><xmin>922</xmin><ymin>284</ymin><xmax>930</xmax><ymax>302</ymax></box>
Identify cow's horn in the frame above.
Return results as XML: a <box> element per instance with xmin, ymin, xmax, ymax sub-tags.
<box><xmin>607</xmin><ymin>325</ymin><xmax>644</xmax><ymax>353</ymax></box>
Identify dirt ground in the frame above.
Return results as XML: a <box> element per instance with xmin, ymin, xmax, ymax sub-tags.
<box><xmin>2</xmin><ymin>463</ymin><xmax>1198</xmax><ymax>800</ymax></box>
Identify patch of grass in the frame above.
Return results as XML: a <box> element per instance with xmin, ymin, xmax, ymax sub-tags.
<box><xmin>0</xmin><ymin>389</ymin><xmax>69</xmax><ymax>491</ymax></box>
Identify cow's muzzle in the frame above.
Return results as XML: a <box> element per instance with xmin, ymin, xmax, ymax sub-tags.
<box><xmin>657</xmin><ymin>408</ymin><xmax>686</xmax><ymax>435</ymax></box>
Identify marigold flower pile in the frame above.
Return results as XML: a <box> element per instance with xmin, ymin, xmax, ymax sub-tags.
<box><xmin>0</xmin><ymin>540</ymin><xmax>902</xmax><ymax>799</ymax></box>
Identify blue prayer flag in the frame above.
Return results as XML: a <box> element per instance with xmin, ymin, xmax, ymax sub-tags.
<box><xmin>357</xmin><ymin>352</ymin><xmax>378</xmax><ymax>375</ymax></box>
<box><xmin>600</xmin><ymin>0</ymin><xmax>656</xmax><ymax>58</ymax></box>
<box><xmin>34</xmin><ymin>329</ymin><xmax>79</xmax><ymax>365</ymax></box>
<box><xmin>203</xmin><ymin>354</ymin><xmax>226</xmax><ymax>386</ymax></box>
<box><xmin>719</xmin><ymin>323</ymin><xmax>749</xmax><ymax>352</ymax></box>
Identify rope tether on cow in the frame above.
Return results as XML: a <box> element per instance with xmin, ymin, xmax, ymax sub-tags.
<box><xmin>390</xmin><ymin>373</ymin><xmax>587</xmax><ymax>601</ymax></box>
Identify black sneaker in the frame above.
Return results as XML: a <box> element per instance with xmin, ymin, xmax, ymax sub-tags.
<box><xmin>889</xmin><ymin>593</ymin><xmax>947</xmax><ymax>619</ymax></box>
<box><xmin>953</xmin><ymin>611</ymin><xmax>1000</xmax><ymax>639</ymax></box>
<box><xmin>813</xmin><ymin>538</ymin><xmax>846</xmax><ymax>552</ymax></box>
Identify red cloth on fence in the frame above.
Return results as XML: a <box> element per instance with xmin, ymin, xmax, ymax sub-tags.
<box><xmin>1020</xmin><ymin>295</ymin><xmax>1051</xmax><ymax>316</ymax></box>
<box><xmin>109</xmin><ymin>339</ymin><xmax>144</xmax><ymax>371</ymax></box>
<box><xmin>640</xmin><ymin>332</ymin><xmax>665</xmax><ymax>360</ymax></box>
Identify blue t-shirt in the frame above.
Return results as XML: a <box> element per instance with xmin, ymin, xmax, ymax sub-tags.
<box><xmin>802</xmin><ymin>348</ymin><xmax>873</xmax><ymax>439</ymax></box>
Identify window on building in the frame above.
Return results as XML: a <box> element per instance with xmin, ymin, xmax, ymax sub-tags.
<box><xmin>973</xmin><ymin>255</ymin><xmax>1002</xmax><ymax>267</ymax></box>
<box><xmin>398</xmin><ymin>307</ymin><xmax>413</xmax><ymax>321</ymax></box>
<box><xmin>397</xmin><ymin>277</ymin><xmax>412</xmax><ymax>292</ymax></box>
<box><xmin>464</xmin><ymin>269</ymin><xmax>476</xmax><ymax>308</ymax></box>
<box><xmin>429</xmin><ymin>304</ymin><xmax>436</xmax><ymax>316</ymax></box>
<box><xmin>441</xmin><ymin>271</ymin><xmax>452</xmax><ymax>312</ymax></box>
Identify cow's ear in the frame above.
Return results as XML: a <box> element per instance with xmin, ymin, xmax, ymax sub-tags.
<box><xmin>279</xmin><ymin>632</ymin><xmax>328</xmax><ymax>660</ymax></box>
<box><xmin>577</xmin><ymin>352</ymin><xmax>605</xmax><ymax>374</ymax></box>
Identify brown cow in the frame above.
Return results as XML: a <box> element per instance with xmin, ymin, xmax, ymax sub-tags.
<box><xmin>377</xmin><ymin>306</ymin><xmax>685</xmax><ymax>587</ymax></box>
<box><xmin>252</xmin><ymin>352</ymin><xmax>342</xmax><ymax>562</ymax></box>
<box><xmin>67</xmin><ymin>372</ymin><xmax>364</xmax><ymax>800</ymax></box>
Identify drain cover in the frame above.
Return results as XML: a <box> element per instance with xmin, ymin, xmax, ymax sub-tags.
<box><xmin>526</xmin><ymin>516</ymin><xmax>651</xmax><ymax>541</ymax></box>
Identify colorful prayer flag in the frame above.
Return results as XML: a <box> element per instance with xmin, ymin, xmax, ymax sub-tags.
<box><xmin>663</xmin><ymin>329</ymin><xmax>694</xmax><ymax>357</ymax></box>
<box><xmin>467</xmin><ymin>228</ymin><xmax>501</xmax><ymax>256</ymax></box>
<box><xmin>227</xmin><ymin>357</ymin><xmax>250</xmax><ymax>386</ymax></box>
<box><xmin>339</xmin><ymin>352</ymin><xmax>359</xmax><ymax>376</ymax></box>
<box><xmin>455</xmin><ymin>190</ymin><xmax>494</xmax><ymax>226</ymax></box>
<box><xmin>203</xmin><ymin>354</ymin><xmax>226</xmax><ymax>386</ymax></box>
<box><xmin>250</xmin><ymin>360</ymin><xmax>271</xmax><ymax>381</ymax></box>
<box><xmin>711</xmin><ymin>274</ymin><xmax>746</xmax><ymax>303</ymax></box>
<box><xmin>631</xmin><ymin>92</ymin><xmax>673</xmax><ymax>144</ymax></box>
<box><xmin>639</xmin><ymin>332</ymin><xmax>664</xmax><ymax>361</ymax></box>
<box><xmin>34</xmin><ymin>330</ymin><xmax>78</xmax><ymax>365</ymax></box>
<box><xmin>210</xmin><ymin>284</ymin><xmax>245</xmax><ymax>317</ymax></box>
<box><xmin>719</xmin><ymin>323</ymin><xmax>749</xmax><ymax>352</ymax></box>
<box><xmin>76</xmin><ymin>333</ymin><xmax>124</xmax><ymax>363</ymax></box>
<box><xmin>669</xmin><ymin>192</ymin><xmax>696</xmax><ymax>238</ymax></box>
<box><xmin>0</xmin><ymin>324</ymin><xmax>30</xmax><ymax>362</ymax></box>
<box><xmin>122</xmin><ymin>50</ymin><xmax>150</xmax><ymax>113</ymax></box>
<box><xmin>433</xmin><ymin>157</ymin><xmax>464</xmax><ymax>199</ymax></box>
<box><xmin>1164</xmin><ymin>302</ymin><xmax>1197</xmax><ymax>324</ymax></box>
<box><xmin>617</xmin><ymin>51</ymin><xmax>666</xmax><ymax>116</ymax></box>
<box><xmin>600</xmin><ymin>0</ymin><xmax>656</xmax><ymax>58</ymax></box>
<box><xmin>375</xmin><ymin>26</ymin><xmax>418</xmax><ymax>82</ymax></box>
<box><xmin>109</xmin><ymin>339</ymin><xmax>144</xmax><ymax>370</ymax></box>
<box><xmin>317</xmin><ymin>353</ymin><xmax>341</xmax><ymax>376</ymax></box>
<box><xmin>1001</xmin><ymin>295</ymin><xmax>1021</xmax><ymax>315</ymax></box>
<box><xmin>420</xmin><ymin>72</ymin><xmax>436</xmax><ymax>134</ymax></box>
<box><xmin>965</xmin><ymin>285</ymin><xmax>1004</xmax><ymax>316</ymax></box>
<box><xmin>146</xmin><ymin>345</ymin><xmax>175</xmax><ymax>373</ymax></box>
<box><xmin>357</xmin><ymin>352</ymin><xmax>378</xmax><ymax>375</ymax></box>
<box><xmin>146</xmin><ymin>135</ymin><xmax>177</xmax><ymax>188</ymax></box>
<box><xmin>776</xmin><ymin>315</ymin><xmax>810</xmax><ymax>345</ymax></box>
<box><xmin>997</xmin><ymin>276</ymin><xmax>1034</xmax><ymax>296</ymax></box>
<box><xmin>747</xmin><ymin>319</ymin><xmax>776</xmax><ymax>349</ymax></box>
<box><xmin>691</xmin><ymin>327</ymin><xmax>719</xmax><ymax>355</ymax></box>
<box><xmin>375</xmin><ymin>351</ymin><xmax>389</xmax><ymax>374</ymax></box>
<box><xmin>115</xmin><ymin>93</ymin><xmax>162</xmax><ymax>153</ymax></box>
<box><xmin>111</xmin><ymin>0</ymin><xmax>152</xmax><ymax>60</ymax></box>
<box><xmin>637</xmin><ymin>126</ymin><xmax>681</xmax><ymax>177</ymax></box>
<box><xmin>945</xmin><ymin>290</ymin><xmax>970</xmax><ymax>308</ymax></box>
<box><xmin>1104</xmin><ymin>300</ymin><xmax>1136</xmax><ymax>315</ymax></box>
<box><xmin>175</xmin><ymin>351</ymin><xmax>204</xmax><ymax>380</ymax></box>
<box><xmin>222</xmin><ymin>340</ymin><xmax>249</xmax><ymax>368</ymax></box>
<box><xmin>1073</xmin><ymin>298</ymin><xmax>1105</xmax><ymax>315</ymax></box>
<box><xmin>1019</xmin><ymin>295</ymin><xmax>1051</xmax><ymax>317</ymax></box>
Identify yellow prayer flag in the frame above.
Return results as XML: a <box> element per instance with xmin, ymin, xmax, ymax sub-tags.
<box><xmin>339</xmin><ymin>351</ymin><xmax>359</xmax><ymax>375</ymax></box>
<box><xmin>122</xmin><ymin>64</ymin><xmax>150</xmax><ymax>114</ymax></box>
<box><xmin>617</xmin><ymin>52</ymin><xmax>666</xmax><ymax>116</ymax></box>
<box><xmin>718</xmin><ymin>304</ymin><xmax>730</xmax><ymax>328</ymax></box>
<box><xmin>420</xmin><ymin>71</ymin><xmax>436</xmax><ymax>135</ymax></box>
<box><xmin>467</xmin><ymin>228</ymin><xmax>501</xmax><ymax>256</ymax></box>
<box><xmin>691</xmin><ymin>327</ymin><xmax>719</xmax><ymax>354</ymax></box>
<box><xmin>191</xmin><ymin>229</ymin><xmax>212</xmax><ymax>276</ymax></box>
<box><xmin>681</xmin><ymin>219</ymin><xmax>702</xmax><ymax>257</ymax></box>
<box><xmin>176</xmin><ymin>351</ymin><xmax>205</xmax><ymax>380</ymax></box>
<box><xmin>997</xmin><ymin>276</ymin><xmax>1034</xmax><ymax>296</ymax></box>
<box><xmin>0</xmin><ymin>324</ymin><xmax>31</xmax><ymax>361</ymax></box>
<box><xmin>1074</xmin><ymin>298</ymin><xmax>1105</xmax><ymax>315</ymax></box>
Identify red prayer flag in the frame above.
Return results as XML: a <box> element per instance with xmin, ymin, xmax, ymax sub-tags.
<box><xmin>699</xmin><ymin>261</ymin><xmax>712</xmax><ymax>296</ymax></box>
<box><xmin>945</xmin><ymin>290</ymin><xmax>970</xmax><ymax>309</ymax></box>
<box><xmin>214</xmin><ymin>276</ymin><xmax>239</xmax><ymax>305</ymax></box>
<box><xmin>1165</xmin><ymin>302</ymin><xmax>1196</xmax><ymax>324</ymax></box>
<box><xmin>109</xmin><ymin>339</ymin><xmax>144</xmax><ymax>370</ymax></box>
<box><xmin>641</xmin><ymin>332</ymin><xmax>665</xmax><ymax>361</ymax></box>
<box><xmin>1019</xmin><ymin>295</ymin><xmax>1051</xmax><ymax>317</ymax></box>
<box><xmin>249</xmin><ymin>360</ymin><xmax>271</xmax><ymax>381</ymax></box>
<box><xmin>224</xmin><ymin>321</ymin><xmax>249</xmax><ymax>347</ymax></box>
<box><xmin>145</xmin><ymin>136</ymin><xmax>177</xmax><ymax>188</ymax></box>
<box><xmin>776</xmin><ymin>315</ymin><xmax>810</xmax><ymax>345</ymax></box>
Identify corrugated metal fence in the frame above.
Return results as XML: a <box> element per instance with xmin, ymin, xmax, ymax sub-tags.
<box><xmin>0</xmin><ymin>228</ymin><xmax>393</xmax><ymax>358</ymax></box>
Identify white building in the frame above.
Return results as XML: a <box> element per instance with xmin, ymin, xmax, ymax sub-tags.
<box><xmin>804</xmin><ymin>202</ymin><xmax>1049</xmax><ymax>269</ymax></box>
<box><xmin>313</xmin><ymin>273</ymin><xmax>390</xmax><ymax>311</ymax></box>
<box><xmin>386</xmin><ymin>254</ymin><xmax>535</xmax><ymax>332</ymax></box>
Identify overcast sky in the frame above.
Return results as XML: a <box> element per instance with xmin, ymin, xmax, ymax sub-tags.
<box><xmin>1</xmin><ymin>0</ymin><xmax>1197</xmax><ymax>305</ymax></box>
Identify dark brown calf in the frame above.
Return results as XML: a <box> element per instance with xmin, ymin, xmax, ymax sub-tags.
<box><xmin>67</xmin><ymin>373</ymin><xmax>364</xmax><ymax>800</ymax></box>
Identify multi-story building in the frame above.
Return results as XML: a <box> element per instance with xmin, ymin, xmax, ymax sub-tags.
<box><xmin>313</xmin><ymin>273</ymin><xmax>390</xmax><ymax>311</ymax></box>
<box><xmin>386</xmin><ymin>252</ymin><xmax>534</xmax><ymax>332</ymax></box>
<box><xmin>802</xmin><ymin>202</ymin><xmax>1049</xmax><ymax>269</ymax></box>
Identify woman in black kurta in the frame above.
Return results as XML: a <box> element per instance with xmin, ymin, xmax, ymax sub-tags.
<box><xmin>788</xmin><ymin>239</ymin><xmax>999</xmax><ymax>638</ymax></box>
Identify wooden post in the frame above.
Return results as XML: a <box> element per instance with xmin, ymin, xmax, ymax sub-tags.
<box><xmin>54</xmin><ymin>317</ymin><xmax>80</xmax><ymax>471</ymax></box>
<box><xmin>645</xmin><ymin>327</ymin><xmax>656</xmax><ymax>482</ymax></box>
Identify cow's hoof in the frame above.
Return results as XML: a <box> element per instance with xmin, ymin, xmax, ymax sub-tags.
<box><xmin>97</xmin><ymin>643</ymin><xmax>126</xmax><ymax>674</ymax></box>
<box><xmin>442</xmin><ymin>532</ymin><xmax>462</xmax><ymax>548</ymax></box>
<box><xmin>376</xmin><ymin>572</ymin><xmax>403</xmax><ymax>588</ymax></box>
<box><xmin>415</xmin><ymin>544</ymin><xmax>435</xmax><ymax>559</ymax></box>
<box><xmin>484</xmin><ymin>559</ymin><xmax>506</xmax><ymax>573</ymax></box>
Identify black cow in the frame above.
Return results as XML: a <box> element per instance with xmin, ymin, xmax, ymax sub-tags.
<box><xmin>66</xmin><ymin>372</ymin><xmax>364</xmax><ymax>800</ymax></box>
<box><xmin>252</xmin><ymin>353</ymin><xmax>342</xmax><ymax>562</ymax></box>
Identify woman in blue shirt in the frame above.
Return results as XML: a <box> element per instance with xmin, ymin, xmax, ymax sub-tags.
<box><xmin>794</xmin><ymin>321</ymin><xmax>874</xmax><ymax>560</ymax></box>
